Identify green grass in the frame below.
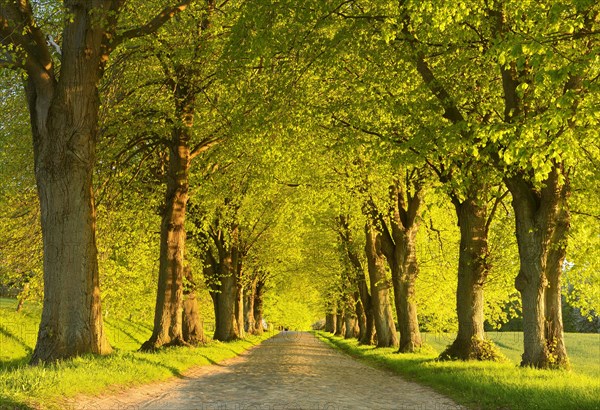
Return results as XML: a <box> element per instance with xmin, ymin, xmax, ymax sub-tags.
<box><xmin>0</xmin><ymin>298</ymin><xmax>275</xmax><ymax>409</ymax></box>
<box><xmin>316</xmin><ymin>331</ymin><xmax>600</xmax><ymax>410</ymax></box>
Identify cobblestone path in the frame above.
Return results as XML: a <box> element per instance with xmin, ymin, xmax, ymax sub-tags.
<box><xmin>73</xmin><ymin>332</ymin><xmax>462</xmax><ymax>410</ymax></box>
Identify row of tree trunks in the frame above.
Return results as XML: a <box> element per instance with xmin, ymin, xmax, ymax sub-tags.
<box><xmin>242</xmin><ymin>272</ymin><xmax>268</xmax><ymax>335</ymax></box>
<box><xmin>506</xmin><ymin>165</ymin><xmax>569</xmax><ymax>368</ymax></box>
<box><xmin>337</xmin><ymin>216</ymin><xmax>376</xmax><ymax>345</ymax></box>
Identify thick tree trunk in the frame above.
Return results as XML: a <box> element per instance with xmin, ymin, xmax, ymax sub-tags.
<box><xmin>344</xmin><ymin>309</ymin><xmax>359</xmax><ymax>339</ymax></box>
<box><xmin>253</xmin><ymin>280</ymin><xmax>265</xmax><ymax>335</ymax></box>
<box><xmin>325</xmin><ymin>313</ymin><xmax>336</xmax><ymax>333</ymax></box>
<box><xmin>213</xmin><ymin>264</ymin><xmax>239</xmax><ymax>341</ymax></box>
<box><xmin>182</xmin><ymin>267</ymin><xmax>204</xmax><ymax>345</ymax></box>
<box><xmin>141</xmin><ymin>84</ymin><xmax>194</xmax><ymax>350</ymax></box>
<box><xmin>378</xmin><ymin>181</ymin><xmax>423</xmax><ymax>353</ymax></box>
<box><xmin>440</xmin><ymin>198</ymin><xmax>496</xmax><ymax>361</ymax></box>
<box><xmin>506</xmin><ymin>166</ymin><xmax>570</xmax><ymax>368</ymax></box>
<box><xmin>365</xmin><ymin>224</ymin><xmax>398</xmax><ymax>348</ymax></box>
<box><xmin>392</xmin><ymin>264</ymin><xmax>421</xmax><ymax>353</ymax></box>
<box><xmin>27</xmin><ymin>19</ymin><xmax>112</xmax><ymax>360</ymax></box>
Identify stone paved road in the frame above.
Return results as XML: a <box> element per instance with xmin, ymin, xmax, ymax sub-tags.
<box><xmin>72</xmin><ymin>332</ymin><xmax>463</xmax><ymax>410</ymax></box>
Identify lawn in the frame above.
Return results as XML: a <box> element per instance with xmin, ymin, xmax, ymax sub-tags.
<box><xmin>0</xmin><ymin>298</ymin><xmax>275</xmax><ymax>409</ymax></box>
<box><xmin>316</xmin><ymin>331</ymin><xmax>600</xmax><ymax>410</ymax></box>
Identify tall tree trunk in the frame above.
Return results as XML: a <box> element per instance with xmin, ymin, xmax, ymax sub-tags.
<box><xmin>545</xmin><ymin>198</ymin><xmax>569</xmax><ymax>367</ymax></box>
<box><xmin>354</xmin><ymin>291</ymin><xmax>367</xmax><ymax>341</ymax></box>
<box><xmin>344</xmin><ymin>298</ymin><xmax>359</xmax><ymax>339</ymax></box>
<box><xmin>506</xmin><ymin>165</ymin><xmax>569</xmax><ymax>368</ymax></box>
<box><xmin>182</xmin><ymin>266</ymin><xmax>204</xmax><ymax>345</ymax></box>
<box><xmin>335</xmin><ymin>308</ymin><xmax>346</xmax><ymax>336</ymax></box>
<box><xmin>390</xmin><ymin>262</ymin><xmax>421</xmax><ymax>353</ymax></box>
<box><xmin>325</xmin><ymin>313</ymin><xmax>336</xmax><ymax>333</ymax></box>
<box><xmin>26</xmin><ymin>9</ymin><xmax>112</xmax><ymax>360</ymax></box>
<box><xmin>141</xmin><ymin>80</ymin><xmax>194</xmax><ymax>351</ymax></box>
<box><xmin>380</xmin><ymin>181</ymin><xmax>424</xmax><ymax>353</ymax></box>
<box><xmin>440</xmin><ymin>197</ymin><xmax>496</xmax><ymax>360</ymax></box>
<box><xmin>244</xmin><ymin>277</ymin><xmax>258</xmax><ymax>334</ymax></box>
<box><xmin>357</xmin><ymin>275</ymin><xmax>375</xmax><ymax>345</ymax></box>
<box><xmin>365</xmin><ymin>224</ymin><xmax>398</xmax><ymax>348</ymax></box>
<box><xmin>235</xmin><ymin>274</ymin><xmax>245</xmax><ymax>339</ymax></box>
<box><xmin>253</xmin><ymin>280</ymin><xmax>265</xmax><ymax>335</ymax></box>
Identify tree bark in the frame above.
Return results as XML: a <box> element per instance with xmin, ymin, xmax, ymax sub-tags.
<box><xmin>338</xmin><ymin>215</ymin><xmax>375</xmax><ymax>345</ymax></box>
<box><xmin>440</xmin><ymin>196</ymin><xmax>495</xmax><ymax>360</ymax></box>
<box><xmin>365</xmin><ymin>223</ymin><xmax>398</xmax><ymax>348</ymax></box>
<box><xmin>235</xmin><ymin>258</ymin><xmax>246</xmax><ymax>339</ymax></box>
<box><xmin>506</xmin><ymin>165</ymin><xmax>570</xmax><ymax>368</ymax></box>
<box><xmin>141</xmin><ymin>73</ymin><xmax>195</xmax><ymax>351</ymax></box>
<box><xmin>213</xmin><ymin>249</ymin><xmax>240</xmax><ymax>341</ymax></box>
<box><xmin>335</xmin><ymin>309</ymin><xmax>346</xmax><ymax>336</ymax></box>
<box><xmin>325</xmin><ymin>313</ymin><xmax>336</xmax><ymax>333</ymax></box>
<box><xmin>354</xmin><ymin>291</ymin><xmax>367</xmax><ymax>341</ymax></box>
<box><xmin>182</xmin><ymin>266</ymin><xmax>204</xmax><ymax>345</ymax></box>
<box><xmin>545</xmin><ymin>198</ymin><xmax>569</xmax><ymax>367</ymax></box>
<box><xmin>26</xmin><ymin>6</ymin><xmax>112</xmax><ymax>362</ymax></box>
<box><xmin>244</xmin><ymin>276</ymin><xmax>258</xmax><ymax>334</ymax></box>
<box><xmin>344</xmin><ymin>300</ymin><xmax>359</xmax><ymax>339</ymax></box>
<box><xmin>380</xmin><ymin>181</ymin><xmax>423</xmax><ymax>353</ymax></box>
<box><xmin>16</xmin><ymin>282</ymin><xmax>30</xmax><ymax>313</ymax></box>
<box><xmin>253</xmin><ymin>279</ymin><xmax>265</xmax><ymax>335</ymax></box>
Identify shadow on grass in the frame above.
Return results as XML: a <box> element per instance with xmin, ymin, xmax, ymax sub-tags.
<box><xmin>0</xmin><ymin>325</ymin><xmax>34</xmax><ymax>354</ymax></box>
<box><xmin>104</xmin><ymin>319</ymin><xmax>144</xmax><ymax>346</ymax></box>
<box><xmin>0</xmin><ymin>396</ymin><xmax>34</xmax><ymax>410</ymax></box>
<box><xmin>0</xmin><ymin>356</ymin><xmax>30</xmax><ymax>371</ymax></box>
<box><xmin>129</xmin><ymin>354</ymin><xmax>185</xmax><ymax>378</ymax></box>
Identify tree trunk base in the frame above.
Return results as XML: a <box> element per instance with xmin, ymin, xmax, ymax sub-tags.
<box><xmin>397</xmin><ymin>339</ymin><xmax>422</xmax><ymax>353</ymax></box>
<box><xmin>139</xmin><ymin>336</ymin><xmax>190</xmax><ymax>352</ymax></box>
<box><xmin>439</xmin><ymin>337</ymin><xmax>503</xmax><ymax>361</ymax></box>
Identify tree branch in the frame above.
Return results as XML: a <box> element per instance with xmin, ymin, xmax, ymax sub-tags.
<box><xmin>190</xmin><ymin>135</ymin><xmax>222</xmax><ymax>159</ymax></box>
<box><xmin>109</xmin><ymin>1</ymin><xmax>194</xmax><ymax>51</ymax></box>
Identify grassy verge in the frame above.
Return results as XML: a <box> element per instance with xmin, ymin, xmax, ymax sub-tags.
<box><xmin>316</xmin><ymin>331</ymin><xmax>600</xmax><ymax>410</ymax></box>
<box><xmin>0</xmin><ymin>299</ymin><xmax>275</xmax><ymax>409</ymax></box>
